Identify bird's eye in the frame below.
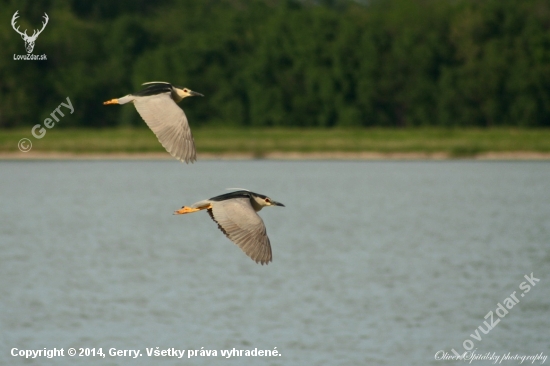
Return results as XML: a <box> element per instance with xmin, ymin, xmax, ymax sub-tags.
<box><xmin>265</xmin><ymin>198</ymin><xmax>271</xmax><ymax>203</ymax></box>
<box><xmin>184</xmin><ymin>89</ymin><xmax>188</xmax><ymax>93</ymax></box>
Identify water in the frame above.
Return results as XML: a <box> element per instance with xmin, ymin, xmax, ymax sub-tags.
<box><xmin>1</xmin><ymin>160</ymin><xmax>549</xmax><ymax>365</ymax></box>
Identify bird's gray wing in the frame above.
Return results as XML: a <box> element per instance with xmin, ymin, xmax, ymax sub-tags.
<box><xmin>208</xmin><ymin>198</ymin><xmax>272</xmax><ymax>265</ymax></box>
<box><xmin>133</xmin><ymin>93</ymin><xmax>196</xmax><ymax>163</ymax></box>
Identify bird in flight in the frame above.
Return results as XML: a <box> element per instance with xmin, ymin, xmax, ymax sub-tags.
<box><xmin>104</xmin><ymin>82</ymin><xmax>203</xmax><ymax>163</ymax></box>
<box><xmin>174</xmin><ymin>190</ymin><xmax>285</xmax><ymax>265</ymax></box>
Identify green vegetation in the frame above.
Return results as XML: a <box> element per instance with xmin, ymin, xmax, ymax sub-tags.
<box><xmin>2</xmin><ymin>128</ymin><xmax>550</xmax><ymax>157</ymax></box>
<box><xmin>1</xmin><ymin>0</ymin><xmax>549</xmax><ymax>129</ymax></box>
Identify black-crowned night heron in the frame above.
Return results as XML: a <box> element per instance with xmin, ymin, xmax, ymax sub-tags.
<box><xmin>104</xmin><ymin>82</ymin><xmax>203</xmax><ymax>163</ymax></box>
<box><xmin>174</xmin><ymin>190</ymin><xmax>285</xmax><ymax>265</ymax></box>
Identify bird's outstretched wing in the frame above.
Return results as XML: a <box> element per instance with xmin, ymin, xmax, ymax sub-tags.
<box><xmin>133</xmin><ymin>93</ymin><xmax>196</xmax><ymax>163</ymax></box>
<box><xmin>207</xmin><ymin>198</ymin><xmax>272</xmax><ymax>265</ymax></box>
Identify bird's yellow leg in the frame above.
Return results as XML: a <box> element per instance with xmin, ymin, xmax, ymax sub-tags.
<box><xmin>174</xmin><ymin>204</ymin><xmax>212</xmax><ymax>215</ymax></box>
<box><xmin>103</xmin><ymin>99</ymin><xmax>119</xmax><ymax>105</ymax></box>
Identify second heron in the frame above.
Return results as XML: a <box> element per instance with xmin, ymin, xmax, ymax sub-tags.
<box><xmin>174</xmin><ymin>190</ymin><xmax>285</xmax><ymax>265</ymax></box>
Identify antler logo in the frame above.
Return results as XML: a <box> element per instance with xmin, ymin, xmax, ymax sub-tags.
<box><xmin>11</xmin><ymin>10</ymin><xmax>49</xmax><ymax>54</ymax></box>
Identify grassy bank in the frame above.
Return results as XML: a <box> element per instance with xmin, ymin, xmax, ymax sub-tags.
<box><xmin>1</xmin><ymin>128</ymin><xmax>550</xmax><ymax>158</ymax></box>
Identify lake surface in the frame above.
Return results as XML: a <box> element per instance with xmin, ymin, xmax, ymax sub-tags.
<box><xmin>0</xmin><ymin>160</ymin><xmax>549</xmax><ymax>365</ymax></box>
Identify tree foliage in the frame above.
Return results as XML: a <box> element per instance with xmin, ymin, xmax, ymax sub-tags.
<box><xmin>1</xmin><ymin>0</ymin><xmax>549</xmax><ymax>128</ymax></box>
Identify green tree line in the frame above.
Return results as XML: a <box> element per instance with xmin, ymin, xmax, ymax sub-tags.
<box><xmin>1</xmin><ymin>0</ymin><xmax>549</xmax><ymax>128</ymax></box>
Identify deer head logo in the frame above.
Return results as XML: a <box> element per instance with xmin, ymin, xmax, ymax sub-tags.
<box><xmin>11</xmin><ymin>11</ymin><xmax>49</xmax><ymax>54</ymax></box>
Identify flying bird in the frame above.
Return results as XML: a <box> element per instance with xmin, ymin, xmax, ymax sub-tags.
<box><xmin>104</xmin><ymin>82</ymin><xmax>203</xmax><ymax>163</ymax></box>
<box><xmin>174</xmin><ymin>190</ymin><xmax>285</xmax><ymax>265</ymax></box>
